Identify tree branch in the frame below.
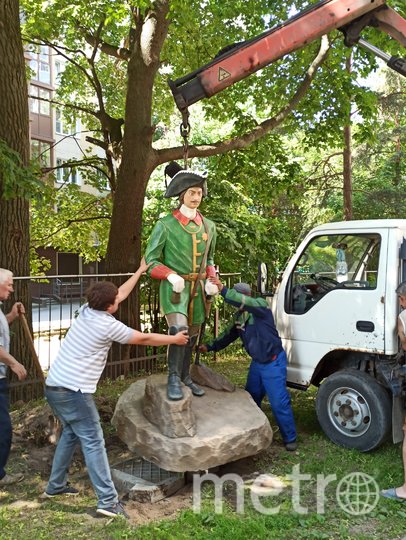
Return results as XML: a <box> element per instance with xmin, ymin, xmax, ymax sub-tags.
<box><xmin>80</xmin><ymin>18</ymin><xmax>132</xmax><ymax>62</ymax></box>
<box><xmin>31</xmin><ymin>215</ymin><xmax>111</xmax><ymax>245</ymax></box>
<box><xmin>155</xmin><ymin>35</ymin><xmax>330</xmax><ymax>165</ymax></box>
<box><xmin>85</xmin><ymin>136</ymin><xmax>108</xmax><ymax>151</ymax></box>
<box><xmin>42</xmin><ymin>156</ymin><xmax>107</xmax><ymax>176</ymax></box>
<box><xmin>26</xmin><ymin>37</ymin><xmax>99</xmax><ymax>95</ymax></box>
<box><xmin>84</xmin><ymin>34</ymin><xmax>132</xmax><ymax>61</ymax></box>
<box><xmin>29</xmin><ymin>94</ymin><xmax>97</xmax><ymax>117</ymax></box>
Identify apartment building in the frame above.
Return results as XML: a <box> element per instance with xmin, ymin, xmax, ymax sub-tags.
<box><xmin>28</xmin><ymin>44</ymin><xmax>106</xmax><ymax>285</ymax></box>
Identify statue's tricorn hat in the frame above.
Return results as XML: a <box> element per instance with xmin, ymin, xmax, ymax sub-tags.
<box><xmin>164</xmin><ymin>161</ymin><xmax>208</xmax><ymax>198</ymax></box>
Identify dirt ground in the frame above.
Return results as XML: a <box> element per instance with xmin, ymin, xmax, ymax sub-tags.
<box><xmin>8</xmin><ymin>400</ymin><xmax>280</xmax><ymax>526</ymax></box>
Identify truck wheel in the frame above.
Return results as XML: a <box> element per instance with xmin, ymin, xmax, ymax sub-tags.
<box><xmin>316</xmin><ymin>370</ymin><xmax>391</xmax><ymax>452</ymax></box>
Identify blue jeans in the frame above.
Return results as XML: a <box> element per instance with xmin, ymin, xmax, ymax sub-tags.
<box><xmin>45</xmin><ymin>387</ymin><xmax>118</xmax><ymax>509</ymax></box>
<box><xmin>245</xmin><ymin>351</ymin><xmax>297</xmax><ymax>444</ymax></box>
<box><xmin>0</xmin><ymin>378</ymin><xmax>12</xmax><ymax>480</ymax></box>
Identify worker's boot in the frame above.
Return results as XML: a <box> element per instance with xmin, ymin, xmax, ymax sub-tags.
<box><xmin>181</xmin><ymin>335</ymin><xmax>205</xmax><ymax>397</ymax></box>
<box><xmin>166</xmin><ymin>325</ymin><xmax>187</xmax><ymax>401</ymax></box>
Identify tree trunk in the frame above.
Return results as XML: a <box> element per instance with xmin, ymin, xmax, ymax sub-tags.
<box><xmin>343</xmin><ymin>123</ymin><xmax>352</xmax><ymax>221</ymax></box>
<box><xmin>0</xmin><ymin>0</ymin><xmax>39</xmax><ymax>399</ymax></box>
<box><xmin>105</xmin><ymin>3</ymin><xmax>170</xmax><ymax>370</ymax></box>
<box><xmin>343</xmin><ymin>54</ymin><xmax>352</xmax><ymax>221</ymax></box>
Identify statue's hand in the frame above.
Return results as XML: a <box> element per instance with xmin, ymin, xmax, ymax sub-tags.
<box><xmin>167</xmin><ymin>273</ymin><xmax>185</xmax><ymax>293</ymax></box>
<box><xmin>205</xmin><ymin>280</ymin><xmax>218</xmax><ymax>296</ymax></box>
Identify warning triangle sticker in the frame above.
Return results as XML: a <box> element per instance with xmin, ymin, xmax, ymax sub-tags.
<box><xmin>218</xmin><ymin>67</ymin><xmax>231</xmax><ymax>81</ymax></box>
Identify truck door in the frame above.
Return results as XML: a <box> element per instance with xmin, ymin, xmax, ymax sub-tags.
<box><xmin>275</xmin><ymin>229</ymin><xmax>388</xmax><ymax>386</ymax></box>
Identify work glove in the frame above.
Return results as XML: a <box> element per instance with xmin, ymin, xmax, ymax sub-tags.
<box><xmin>167</xmin><ymin>273</ymin><xmax>185</xmax><ymax>293</ymax></box>
<box><xmin>205</xmin><ymin>279</ymin><xmax>219</xmax><ymax>296</ymax></box>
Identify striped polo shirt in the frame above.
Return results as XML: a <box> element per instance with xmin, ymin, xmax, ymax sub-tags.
<box><xmin>46</xmin><ymin>304</ymin><xmax>133</xmax><ymax>393</ymax></box>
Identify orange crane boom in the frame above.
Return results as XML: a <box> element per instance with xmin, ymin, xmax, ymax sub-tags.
<box><xmin>169</xmin><ymin>0</ymin><xmax>406</xmax><ymax>113</ymax></box>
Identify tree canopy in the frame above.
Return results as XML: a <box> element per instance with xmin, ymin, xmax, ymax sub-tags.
<box><xmin>20</xmin><ymin>0</ymin><xmax>405</xmax><ymax>285</ymax></box>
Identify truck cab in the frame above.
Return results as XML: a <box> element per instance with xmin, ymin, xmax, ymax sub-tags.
<box><xmin>264</xmin><ymin>219</ymin><xmax>406</xmax><ymax>451</ymax></box>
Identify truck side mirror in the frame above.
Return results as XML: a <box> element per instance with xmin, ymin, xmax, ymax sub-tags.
<box><xmin>257</xmin><ymin>262</ymin><xmax>273</xmax><ymax>296</ymax></box>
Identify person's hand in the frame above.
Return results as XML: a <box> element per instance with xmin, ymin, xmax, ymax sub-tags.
<box><xmin>167</xmin><ymin>274</ymin><xmax>185</xmax><ymax>293</ymax></box>
<box><xmin>173</xmin><ymin>330</ymin><xmax>189</xmax><ymax>345</ymax></box>
<box><xmin>198</xmin><ymin>344</ymin><xmax>208</xmax><ymax>353</ymax></box>
<box><xmin>11</xmin><ymin>302</ymin><xmax>25</xmax><ymax>319</ymax></box>
<box><xmin>139</xmin><ymin>257</ymin><xmax>151</xmax><ymax>274</ymax></box>
<box><xmin>10</xmin><ymin>360</ymin><xmax>27</xmax><ymax>381</ymax></box>
<box><xmin>209</xmin><ymin>276</ymin><xmax>223</xmax><ymax>291</ymax></box>
<box><xmin>205</xmin><ymin>280</ymin><xmax>219</xmax><ymax>296</ymax></box>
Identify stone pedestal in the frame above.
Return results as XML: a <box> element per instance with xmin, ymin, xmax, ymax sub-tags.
<box><xmin>112</xmin><ymin>374</ymin><xmax>273</xmax><ymax>473</ymax></box>
<box><xmin>143</xmin><ymin>375</ymin><xmax>196</xmax><ymax>438</ymax></box>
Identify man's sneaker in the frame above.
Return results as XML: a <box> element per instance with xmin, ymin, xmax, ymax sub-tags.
<box><xmin>43</xmin><ymin>484</ymin><xmax>79</xmax><ymax>498</ymax></box>
<box><xmin>0</xmin><ymin>473</ymin><xmax>24</xmax><ymax>486</ymax></box>
<box><xmin>96</xmin><ymin>502</ymin><xmax>129</xmax><ymax>519</ymax></box>
<box><xmin>285</xmin><ymin>441</ymin><xmax>298</xmax><ymax>452</ymax></box>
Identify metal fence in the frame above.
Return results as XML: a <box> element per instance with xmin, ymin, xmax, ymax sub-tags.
<box><xmin>9</xmin><ymin>272</ymin><xmax>241</xmax><ymax>402</ymax></box>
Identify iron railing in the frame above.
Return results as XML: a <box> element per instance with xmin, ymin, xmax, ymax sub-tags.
<box><xmin>9</xmin><ymin>272</ymin><xmax>241</xmax><ymax>402</ymax></box>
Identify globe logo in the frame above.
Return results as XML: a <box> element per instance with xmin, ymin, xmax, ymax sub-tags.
<box><xmin>336</xmin><ymin>472</ymin><xmax>379</xmax><ymax>515</ymax></box>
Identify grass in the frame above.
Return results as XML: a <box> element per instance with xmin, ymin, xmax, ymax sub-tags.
<box><xmin>2</xmin><ymin>350</ymin><xmax>406</xmax><ymax>539</ymax></box>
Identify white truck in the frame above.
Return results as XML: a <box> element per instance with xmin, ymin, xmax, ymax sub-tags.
<box><xmin>259</xmin><ymin>219</ymin><xmax>406</xmax><ymax>452</ymax></box>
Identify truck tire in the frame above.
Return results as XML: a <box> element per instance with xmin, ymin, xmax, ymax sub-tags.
<box><xmin>316</xmin><ymin>370</ymin><xmax>391</xmax><ymax>452</ymax></box>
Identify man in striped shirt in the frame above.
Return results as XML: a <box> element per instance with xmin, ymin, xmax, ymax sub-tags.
<box><xmin>44</xmin><ymin>259</ymin><xmax>188</xmax><ymax>518</ymax></box>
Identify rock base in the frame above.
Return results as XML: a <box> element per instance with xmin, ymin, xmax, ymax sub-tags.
<box><xmin>112</xmin><ymin>374</ymin><xmax>272</xmax><ymax>473</ymax></box>
<box><xmin>143</xmin><ymin>375</ymin><xmax>196</xmax><ymax>438</ymax></box>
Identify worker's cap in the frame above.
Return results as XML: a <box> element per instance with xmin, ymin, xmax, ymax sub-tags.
<box><xmin>233</xmin><ymin>282</ymin><xmax>251</xmax><ymax>295</ymax></box>
<box><xmin>396</xmin><ymin>281</ymin><xmax>406</xmax><ymax>296</ymax></box>
<box><xmin>164</xmin><ymin>161</ymin><xmax>208</xmax><ymax>198</ymax></box>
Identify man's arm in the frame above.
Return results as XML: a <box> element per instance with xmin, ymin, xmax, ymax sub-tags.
<box><xmin>127</xmin><ymin>329</ymin><xmax>189</xmax><ymax>346</ymax></box>
<box><xmin>210</xmin><ymin>277</ymin><xmax>268</xmax><ymax>317</ymax></box>
<box><xmin>117</xmin><ymin>258</ymin><xmax>151</xmax><ymax>304</ymax></box>
<box><xmin>0</xmin><ymin>346</ymin><xmax>27</xmax><ymax>381</ymax></box>
<box><xmin>200</xmin><ymin>321</ymin><xmax>239</xmax><ymax>353</ymax></box>
<box><xmin>398</xmin><ymin>316</ymin><xmax>406</xmax><ymax>351</ymax></box>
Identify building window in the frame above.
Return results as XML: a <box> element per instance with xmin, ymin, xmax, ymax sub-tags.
<box><xmin>55</xmin><ymin>109</ymin><xmax>62</xmax><ymax>134</ymax></box>
<box><xmin>30</xmin><ymin>85</ymin><xmax>50</xmax><ymax>115</ymax></box>
<box><xmin>96</xmin><ymin>169</ymin><xmax>110</xmax><ymax>191</ymax></box>
<box><xmin>29</xmin><ymin>45</ymin><xmax>51</xmax><ymax>85</ymax></box>
<box><xmin>71</xmin><ymin>168</ymin><xmax>78</xmax><ymax>184</ymax></box>
<box><xmin>55</xmin><ymin>157</ymin><xmax>64</xmax><ymax>182</ymax></box>
<box><xmin>54</xmin><ymin>61</ymin><xmax>62</xmax><ymax>85</ymax></box>
<box><xmin>55</xmin><ymin>157</ymin><xmax>80</xmax><ymax>185</ymax></box>
<box><xmin>39</xmin><ymin>62</ymin><xmax>50</xmax><ymax>84</ymax></box>
<box><xmin>55</xmin><ymin>108</ymin><xmax>80</xmax><ymax>137</ymax></box>
<box><xmin>31</xmin><ymin>139</ymin><xmax>51</xmax><ymax>168</ymax></box>
<box><xmin>30</xmin><ymin>84</ymin><xmax>39</xmax><ymax>113</ymax></box>
<box><xmin>39</xmin><ymin>88</ymin><xmax>50</xmax><ymax>115</ymax></box>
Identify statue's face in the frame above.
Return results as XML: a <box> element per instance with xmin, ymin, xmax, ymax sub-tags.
<box><xmin>183</xmin><ymin>186</ymin><xmax>203</xmax><ymax>209</ymax></box>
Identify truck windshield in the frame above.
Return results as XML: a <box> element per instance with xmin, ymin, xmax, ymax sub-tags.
<box><xmin>288</xmin><ymin>233</ymin><xmax>380</xmax><ymax>314</ymax></box>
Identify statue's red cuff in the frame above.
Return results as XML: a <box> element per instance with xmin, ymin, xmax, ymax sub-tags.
<box><xmin>150</xmin><ymin>265</ymin><xmax>175</xmax><ymax>280</ymax></box>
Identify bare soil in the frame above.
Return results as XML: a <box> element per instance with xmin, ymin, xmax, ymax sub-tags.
<box><xmin>8</xmin><ymin>399</ymin><xmax>282</xmax><ymax>526</ymax></box>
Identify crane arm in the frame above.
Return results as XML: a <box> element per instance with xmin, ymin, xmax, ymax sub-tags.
<box><xmin>169</xmin><ymin>0</ymin><xmax>405</xmax><ymax>113</ymax></box>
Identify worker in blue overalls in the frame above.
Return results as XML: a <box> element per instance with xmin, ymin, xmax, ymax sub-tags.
<box><xmin>199</xmin><ymin>278</ymin><xmax>297</xmax><ymax>451</ymax></box>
